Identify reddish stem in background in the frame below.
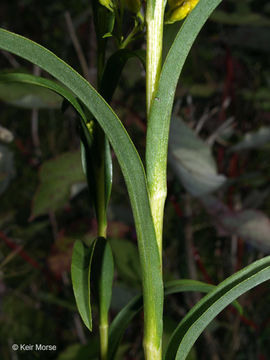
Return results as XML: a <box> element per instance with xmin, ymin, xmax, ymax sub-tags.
<box><xmin>192</xmin><ymin>246</ymin><xmax>213</xmax><ymax>284</ymax></box>
<box><xmin>0</xmin><ymin>230</ymin><xmax>42</xmax><ymax>270</ymax></box>
<box><xmin>0</xmin><ymin>230</ymin><xmax>60</xmax><ymax>285</ymax></box>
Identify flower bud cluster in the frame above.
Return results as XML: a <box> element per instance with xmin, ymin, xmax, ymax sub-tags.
<box><xmin>165</xmin><ymin>0</ymin><xmax>200</xmax><ymax>24</ymax></box>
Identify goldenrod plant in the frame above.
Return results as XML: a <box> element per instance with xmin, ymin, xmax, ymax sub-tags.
<box><xmin>1</xmin><ymin>0</ymin><xmax>270</xmax><ymax>359</ymax></box>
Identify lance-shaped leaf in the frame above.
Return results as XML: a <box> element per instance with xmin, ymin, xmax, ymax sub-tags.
<box><xmin>0</xmin><ymin>73</ymin><xmax>87</xmax><ymax>122</ymax></box>
<box><xmin>165</xmin><ymin>256</ymin><xmax>270</xmax><ymax>360</ymax></box>
<box><xmin>169</xmin><ymin>117</ymin><xmax>226</xmax><ymax>197</ymax></box>
<box><xmin>0</xmin><ymin>28</ymin><xmax>163</xmax><ymax>346</ymax></box>
<box><xmin>108</xmin><ymin>279</ymin><xmax>215</xmax><ymax>360</ymax></box>
<box><xmin>0</xmin><ymin>75</ymin><xmax>62</xmax><ymax>109</ymax></box>
<box><xmin>92</xmin><ymin>237</ymin><xmax>114</xmax><ymax>326</ymax></box>
<box><xmin>71</xmin><ymin>240</ymin><xmax>96</xmax><ymax>331</ymax></box>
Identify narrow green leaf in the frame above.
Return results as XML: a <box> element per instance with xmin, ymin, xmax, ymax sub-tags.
<box><xmin>108</xmin><ymin>295</ymin><xmax>142</xmax><ymax>360</ymax></box>
<box><xmin>165</xmin><ymin>256</ymin><xmax>270</xmax><ymax>360</ymax></box>
<box><xmin>0</xmin><ymin>73</ymin><xmax>109</xmax><ymax>220</ymax></box>
<box><xmin>0</xmin><ymin>76</ymin><xmax>62</xmax><ymax>109</ymax></box>
<box><xmin>153</xmin><ymin>0</ymin><xmax>222</xmax><ymax>120</ymax></box>
<box><xmin>71</xmin><ymin>240</ymin><xmax>96</xmax><ymax>331</ymax></box>
<box><xmin>0</xmin><ymin>28</ymin><xmax>162</xmax><ymax>348</ymax></box>
<box><xmin>108</xmin><ymin>279</ymin><xmax>215</xmax><ymax>360</ymax></box>
<box><xmin>0</xmin><ymin>73</ymin><xmax>87</xmax><ymax>123</ymax></box>
<box><xmin>92</xmin><ymin>238</ymin><xmax>114</xmax><ymax>323</ymax></box>
<box><xmin>164</xmin><ymin>279</ymin><xmax>214</xmax><ymax>296</ymax></box>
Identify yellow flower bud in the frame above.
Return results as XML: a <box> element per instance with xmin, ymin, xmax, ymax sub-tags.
<box><xmin>125</xmin><ymin>0</ymin><xmax>141</xmax><ymax>14</ymax></box>
<box><xmin>99</xmin><ymin>0</ymin><xmax>114</xmax><ymax>12</ymax></box>
<box><xmin>166</xmin><ymin>0</ymin><xmax>200</xmax><ymax>24</ymax></box>
<box><xmin>86</xmin><ymin>120</ymin><xmax>95</xmax><ymax>135</ymax></box>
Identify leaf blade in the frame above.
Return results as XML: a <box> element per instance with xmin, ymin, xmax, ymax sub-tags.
<box><xmin>71</xmin><ymin>240</ymin><xmax>96</xmax><ymax>331</ymax></box>
<box><xmin>108</xmin><ymin>279</ymin><xmax>216</xmax><ymax>360</ymax></box>
<box><xmin>0</xmin><ymin>28</ymin><xmax>163</xmax><ymax>347</ymax></box>
<box><xmin>165</xmin><ymin>256</ymin><xmax>270</xmax><ymax>360</ymax></box>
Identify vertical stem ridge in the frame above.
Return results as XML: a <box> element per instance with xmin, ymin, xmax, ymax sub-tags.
<box><xmin>146</xmin><ymin>0</ymin><xmax>166</xmax><ymax>260</ymax></box>
<box><xmin>146</xmin><ymin>0</ymin><xmax>165</xmax><ymax>117</ymax></box>
<box><xmin>99</xmin><ymin>323</ymin><xmax>109</xmax><ymax>360</ymax></box>
<box><xmin>145</xmin><ymin>1</ymin><xmax>165</xmax><ymax>360</ymax></box>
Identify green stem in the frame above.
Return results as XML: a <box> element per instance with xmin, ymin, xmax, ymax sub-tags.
<box><xmin>95</xmin><ymin>128</ymin><xmax>108</xmax><ymax>239</ymax></box>
<box><xmin>96</xmin><ymin>131</ymin><xmax>108</xmax><ymax>360</ymax></box>
<box><xmin>119</xmin><ymin>23</ymin><xmax>140</xmax><ymax>49</ymax></box>
<box><xmin>92</xmin><ymin>2</ymin><xmax>111</xmax><ymax>357</ymax></box>
<box><xmin>144</xmin><ymin>1</ymin><xmax>165</xmax><ymax>360</ymax></box>
<box><xmin>146</xmin><ymin>0</ymin><xmax>165</xmax><ymax>261</ymax></box>
<box><xmin>146</xmin><ymin>0</ymin><xmax>165</xmax><ymax>117</ymax></box>
<box><xmin>99</xmin><ymin>323</ymin><xmax>109</xmax><ymax>360</ymax></box>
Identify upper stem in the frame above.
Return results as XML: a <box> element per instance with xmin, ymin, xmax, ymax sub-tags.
<box><xmin>146</xmin><ymin>0</ymin><xmax>165</xmax><ymax>117</ymax></box>
<box><xmin>144</xmin><ymin>1</ymin><xmax>165</xmax><ymax>360</ymax></box>
<box><xmin>146</xmin><ymin>0</ymin><xmax>166</xmax><ymax>260</ymax></box>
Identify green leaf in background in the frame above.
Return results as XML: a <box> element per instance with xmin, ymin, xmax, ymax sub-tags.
<box><xmin>165</xmin><ymin>256</ymin><xmax>270</xmax><ymax>360</ymax></box>
<box><xmin>110</xmin><ymin>238</ymin><xmax>141</xmax><ymax>284</ymax></box>
<box><xmin>71</xmin><ymin>240</ymin><xmax>96</xmax><ymax>331</ymax></box>
<box><xmin>0</xmin><ymin>73</ymin><xmax>88</xmax><ymax>123</ymax></box>
<box><xmin>31</xmin><ymin>151</ymin><xmax>85</xmax><ymax>218</ymax></box>
<box><xmin>169</xmin><ymin>117</ymin><xmax>226</xmax><ymax>197</ymax></box>
<box><xmin>0</xmin><ymin>77</ymin><xmax>62</xmax><ymax>109</ymax></box>
<box><xmin>108</xmin><ymin>279</ymin><xmax>215</xmax><ymax>360</ymax></box>
<box><xmin>0</xmin><ymin>72</ymin><xmax>112</xmax><ymax>227</ymax></box>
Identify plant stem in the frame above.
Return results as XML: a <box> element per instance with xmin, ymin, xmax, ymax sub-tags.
<box><xmin>99</xmin><ymin>322</ymin><xmax>109</xmax><ymax>360</ymax></box>
<box><xmin>146</xmin><ymin>0</ymin><xmax>166</xmax><ymax>260</ymax></box>
<box><xmin>96</xmin><ymin>132</ymin><xmax>108</xmax><ymax>360</ymax></box>
<box><xmin>146</xmin><ymin>0</ymin><xmax>165</xmax><ymax>117</ymax></box>
<box><xmin>144</xmin><ymin>1</ymin><xmax>165</xmax><ymax>360</ymax></box>
<box><xmin>92</xmin><ymin>3</ymin><xmax>111</xmax><ymax>357</ymax></box>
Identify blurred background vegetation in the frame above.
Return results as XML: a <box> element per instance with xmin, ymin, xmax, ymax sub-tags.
<box><xmin>1</xmin><ymin>0</ymin><xmax>270</xmax><ymax>359</ymax></box>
